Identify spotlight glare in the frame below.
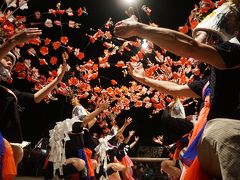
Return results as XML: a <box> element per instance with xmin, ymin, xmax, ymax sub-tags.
<box><xmin>123</xmin><ymin>0</ymin><xmax>136</xmax><ymax>5</ymax></box>
<box><xmin>141</xmin><ymin>39</ymin><xmax>148</xmax><ymax>49</ymax></box>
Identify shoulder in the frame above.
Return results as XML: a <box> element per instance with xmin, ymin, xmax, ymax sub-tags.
<box><xmin>214</xmin><ymin>40</ymin><xmax>240</xmax><ymax>68</ymax></box>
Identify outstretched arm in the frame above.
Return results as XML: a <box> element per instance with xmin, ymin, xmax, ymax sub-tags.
<box><xmin>34</xmin><ymin>61</ymin><xmax>67</xmax><ymax>103</ymax></box>
<box><xmin>114</xmin><ymin>15</ymin><xmax>225</xmax><ymax>69</ymax></box>
<box><xmin>129</xmin><ymin>136</ymin><xmax>139</xmax><ymax>149</ymax></box>
<box><xmin>85</xmin><ymin>109</ymin><xmax>97</xmax><ymax>129</ymax></box>
<box><xmin>82</xmin><ymin>102</ymin><xmax>109</xmax><ymax>127</ymax></box>
<box><xmin>0</xmin><ymin>28</ymin><xmax>42</xmax><ymax>60</ymax></box>
<box><xmin>117</xmin><ymin>117</ymin><xmax>132</xmax><ymax>135</ymax></box>
<box><xmin>124</xmin><ymin>130</ymin><xmax>135</xmax><ymax>144</ymax></box>
<box><xmin>127</xmin><ymin>62</ymin><xmax>200</xmax><ymax>98</ymax></box>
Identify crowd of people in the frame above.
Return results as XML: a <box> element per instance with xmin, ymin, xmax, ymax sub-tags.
<box><xmin>1</xmin><ymin>0</ymin><xmax>240</xmax><ymax>179</ymax></box>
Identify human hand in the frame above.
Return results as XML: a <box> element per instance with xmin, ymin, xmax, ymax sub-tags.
<box><xmin>125</xmin><ymin>7</ymin><xmax>135</xmax><ymax>17</ymax></box>
<box><xmin>109</xmin><ymin>113</ymin><xmax>116</xmax><ymax>121</ymax></box>
<box><xmin>153</xmin><ymin>135</ymin><xmax>163</xmax><ymax>145</ymax></box>
<box><xmin>99</xmin><ymin>101</ymin><xmax>110</xmax><ymax>110</ymax></box>
<box><xmin>129</xmin><ymin>130</ymin><xmax>135</xmax><ymax>136</ymax></box>
<box><xmin>135</xmin><ymin>136</ymin><xmax>139</xmax><ymax>142</ymax></box>
<box><xmin>13</xmin><ymin>28</ymin><xmax>42</xmax><ymax>44</ymax></box>
<box><xmin>127</xmin><ymin>62</ymin><xmax>146</xmax><ymax>82</ymax></box>
<box><xmin>124</xmin><ymin>117</ymin><xmax>132</xmax><ymax>126</ymax></box>
<box><xmin>114</xmin><ymin>14</ymin><xmax>139</xmax><ymax>38</ymax></box>
<box><xmin>57</xmin><ymin>60</ymin><xmax>67</xmax><ymax>82</ymax></box>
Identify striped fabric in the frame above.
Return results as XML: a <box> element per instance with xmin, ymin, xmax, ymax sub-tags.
<box><xmin>198</xmin><ymin>118</ymin><xmax>240</xmax><ymax>179</ymax></box>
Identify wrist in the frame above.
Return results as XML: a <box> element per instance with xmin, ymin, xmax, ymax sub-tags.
<box><xmin>8</xmin><ymin>36</ymin><xmax>18</xmax><ymax>45</ymax></box>
<box><xmin>53</xmin><ymin>77</ymin><xmax>61</xmax><ymax>84</ymax></box>
<box><xmin>123</xmin><ymin>123</ymin><xmax>128</xmax><ymax>127</ymax></box>
<box><xmin>56</xmin><ymin>75</ymin><xmax>63</xmax><ymax>82</ymax></box>
<box><xmin>136</xmin><ymin>76</ymin><xmax>146</xmax><ymax>84</ymax></box>
<box><xmin>140</xmin><ymin>76</ymin><xmax>146</xmax><ymax>83</ymax></box>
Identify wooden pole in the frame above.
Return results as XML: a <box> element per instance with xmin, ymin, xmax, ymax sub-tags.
<box><xmin>130</xmin><ymin>157</ymin><xmax>169</xmax><ymax>162</ymax></box>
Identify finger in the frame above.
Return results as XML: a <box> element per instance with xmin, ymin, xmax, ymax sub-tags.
<box><xmin>26</xmin><ymin>29</ymin><xmax>42</xmax><ymax>34</ymax></box>
<box><xmin>138</xmin><ymin>63</ymin><xmax>143</xmax><ymax>69</ymax></box>
<box><xmin>27</xmin><ymin>30</ymin><xmax>42</xmax><ymax>34</ymax></box>
<box><xmin>62</xmin><ymin>60</ymin><xmax>67</xmax><ymax>67</ymax></box>
<box><xmin>115</xmin><ymin>21</ymin><xmax>123</xmax><ymax>27</ymax></box>
<box><xmin>127</xmin><ymin>7</ymin><xmax>135</xmax><ymax>17</ymax></box>
<box><xmin>127</xmin><ymin>62</ymin><xmax>134</xmax><ymax>73</ymax></box>
<box><xmin>25</xmin><ymin>27</ymin><xmax>40</xmax><ymax>30</ymax></box>
<box><xmin>27</xmin><ymin>32</ymin><xmax>42</xmax><ymax>37</ymax></box>
<box><xmin>29</xmin><ymin>31</ymin><xmax>42</xmax><ymax>35</ymax></box>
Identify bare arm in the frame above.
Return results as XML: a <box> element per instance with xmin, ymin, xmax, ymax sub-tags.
<box><xmin>82</xmin><ymin>102</ymin><xmax>109</xmax><ymax>127</ymax></box>
<box><xmin>0</xmin><ymin>28</ymin><xmax>42</xmax><ymax>61</ymax></box>
<box><xmin>127</xmin><ymin>62</ymin><xmax>200</xmax><ymax>98</ymax></box>
<box><xmin>117</xmin><ymin>117</ymin><xmax>132</xmax><ymax>135</ymax></box>
<box><xmin>85</xmin><ymin>109</ymin><xmax>97</xmax><ymax>129</ymax></box>
<box><xmin>114</xmin><ymin>16</ymin><xmax>225</xmax><ymax>69</ymax></box>
<box><xmin>87</xmin><ymin>118</ymin><xmax>97</xmax><ymax>129</ymax></box>
<box><xmin>143</xmin><ymin>78</ymin><xmax>200</xmax><ymax>98</ymax></box>
<box><xmin>34</xmin><ymin>61</ymin><xmax>67</xmax><ymax>103</ymax></box>
<box><xmin>124</xmin><ymin>130</ymin><xmax>135</xmax><ymax>144</ymax></box>
<box><xmin>129</xmin><ymin>136</ymin><xmax>139</xmax><ymax>149</ymax></box>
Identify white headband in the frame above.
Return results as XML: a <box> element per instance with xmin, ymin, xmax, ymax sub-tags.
<box><xmin>192</xmin><ymin>2</ymin><xmax>240</xmax><ymax>42</ymax></box>
<box><xmin>6</xmin><ymin>52</ymin><xmax>16</xmax><ymax>66</ymax></box>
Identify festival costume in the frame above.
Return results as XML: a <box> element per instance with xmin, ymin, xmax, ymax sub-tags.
<box><xmin>0</xmin><ymin>81</ymin><xmax>33</xmax><ymax>179</ymax></box>
<box><xmin>116</xmin><ymin>143</ymin><xmax>134</xmax><ymax>180</ymax></box>
<box><xmin>46</xmin><ymin>105</ymin><xmax>89</xmax><ymax>179</ymax></box>
<box><xmin>160</xmin><ymin>106</ymin><xmax>193</xmax><ymax>146</ymax></box>
<box><xmin>72</xmin><ymin>105</ymin><xmax>98</xmax><ymax>180</ymax></box>
<box><xmin>0</xmin><ymin>133</ymin><xmax>16</xmax><ymax>180</ymax></box>
<box><xmin>179</xmin><ymin>2</ymin><xmax>240</xmax><ymax>179</ymax></box>
<box><xmin>182</xmin><ymin>42</ymin><xmax>240</xmax><ymax>180</ymax></box>
<box><xmin>0</xmin><ymin>82</ymin><xmax>34</xmax><ymax>143</ymax></box>
<box><xmin>46</xmin><ymin>116</ymin><xmax>84</xmax><ymax>178</ymax></box>
<box><xmin>83</xmin><ymin>127</ymin><xmax>99</xmax><ymax>179</ymax></box>
<box><xmin>94</xmin><ymin>134</ymin><xmax>116</xmax><ymax>179</ymax></box>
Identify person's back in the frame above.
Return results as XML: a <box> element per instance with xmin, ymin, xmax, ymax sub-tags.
<box><xmin>207</xmin><ymin>44</ymin><xmax>240</xmax><ymax>120</ymax></box>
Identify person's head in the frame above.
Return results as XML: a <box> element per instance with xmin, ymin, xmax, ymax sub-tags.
<box><xmin>193</xmin><ymin>2</ymin><xmax>240</xmax><ymax>44</ymax></box>
<box><xmin>92</xmin><ymin>132</ymin><xmax>99</xmax><ymax>139</ymax></box>
<box><xmin>71</xmin><ymin>95</ymin><xmax>80</xmax><ymax>106</ymax></box>
<box><xmin>0</xmin><ymin>52</ymin><xmax>16</xmax><ymax>71</ymax></box>
<box><xmin>110</xmin><ymin>119</ymin><xmax>117</xmax><ymax>127</ymax></box>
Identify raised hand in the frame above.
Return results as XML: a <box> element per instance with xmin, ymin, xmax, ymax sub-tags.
<box><xmin>99</xmin><ymin>101</ymin><xmax>110</xmax><ymax>110</ymax></box>
<box><xmin>153</xmin><ymin>135</ymin><xmax>163</xmax><ymax>145</ymax></box>
<box><xmin>129</xmin><ymin>130</ymin><xmax>135</xmax><ymax>136</ymax></box>
<box><xmin>124</xmin><ymin>117</ymin><xmax>132</xmax><ymax>126</ymax></box>
<box><xmin>125</xmin><ymin>7</ymin><xmax>135</xmax><ymax>17</ymax></box>
<box><xmin>57</xmin><ymin>60</ymin><xmax>67</xmax><ymax>82</ymax></box>
<box><xmin>13</xmin><ymin>28</ymin><xmax>42</xmax><ymax>44</ymax></box>
<box><xmin>127</xmin><ymin>62</ymin><xmax>146</xmax><ymax>83</ymax></box>
<box><xmin>114</xmin><ymin>14</ymin><xmax>138</xmax><ymax>38</ymax></box>
<box><xmin>135</xmin><ymin>136</ymin><xmax>139</xmax><ymax>142</ymax></box>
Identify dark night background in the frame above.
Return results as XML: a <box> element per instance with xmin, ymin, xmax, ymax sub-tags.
<box><xmin>5</xmin><ymin>0</ymin><xmax>200</xmax><ymax>147</ymax></box>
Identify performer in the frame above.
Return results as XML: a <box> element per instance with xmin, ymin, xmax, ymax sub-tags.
<box><xmin>0</xmin><ymin>28</ymin><xmax>68</xmax><ymax>178</ymax></box>
<box><xmin>46</xmin><ymin>100</ymin><xmax>109</xmax><ymax>179</ymax></box>
<box><xmin>116</xmin><ymin>131</ymin><xmax>139</xmax><ymax>180</ymax></box>
<box><xmin>114</xmin><ymin>1</ymin><xmax>240</xmax><ymax>179</ymax></box>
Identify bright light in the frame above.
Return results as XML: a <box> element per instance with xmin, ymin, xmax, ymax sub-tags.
<box><xmin>123</xmin><ymin>0</ymin><xmax>137</xmax><ymax>5</ymax></box>
<box><xmin>141</xmin><ymin>39</ymin><xmax>148</xmax><ymax>49</ymax></box>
